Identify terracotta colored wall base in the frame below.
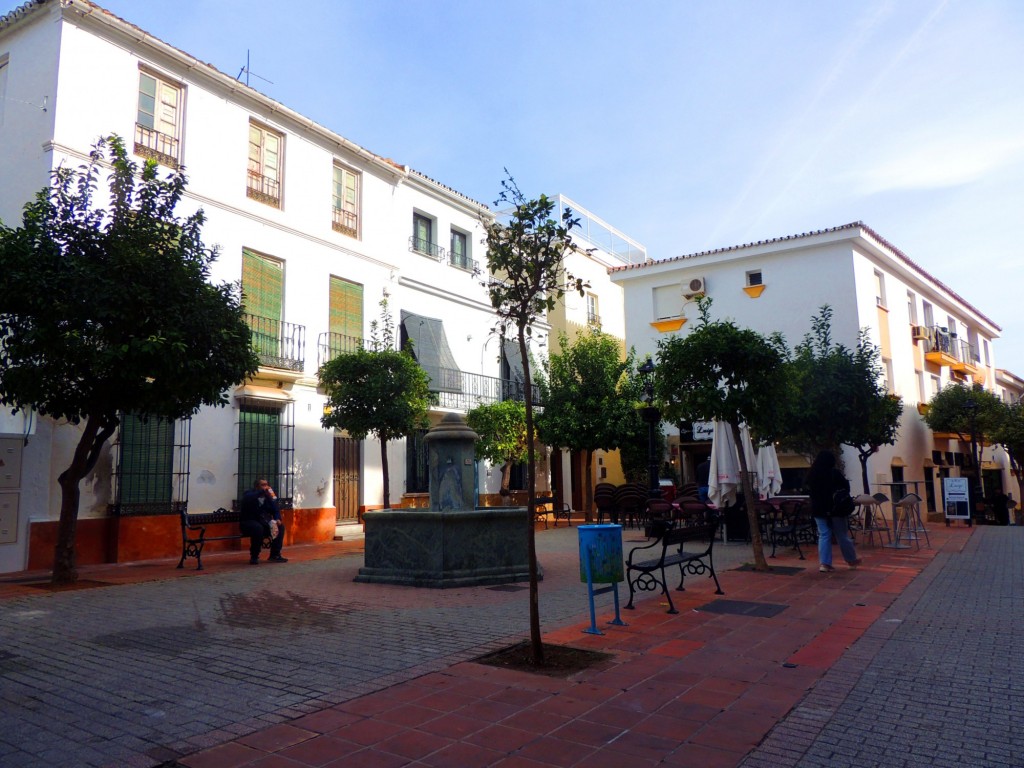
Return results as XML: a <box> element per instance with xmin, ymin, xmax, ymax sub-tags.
<box><xmin>27</xmin><ymin>507</ymin><xmax>337</xmax><ymax>570</ymax></box>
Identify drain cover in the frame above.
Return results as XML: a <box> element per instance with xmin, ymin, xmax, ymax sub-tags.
<box><xmin>487</xmin><ymin>584</ymin><xmax>529</xmax><ymax>592</ymax></box>
<box><xmin>699</xmin><ymin>599</ymin><xmax>788</xmax><ymax>618</ymax></box>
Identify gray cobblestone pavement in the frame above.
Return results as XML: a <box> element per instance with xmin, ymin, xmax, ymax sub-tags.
<box><xmin>0</xmin><ymin>528</ymin><xmax>753</xmax><ymax>768</ymax></box>
<box><xmin>742</xmin><ymin>526</ymin><xmax>1024</xmax><ymax>768</ymax></box>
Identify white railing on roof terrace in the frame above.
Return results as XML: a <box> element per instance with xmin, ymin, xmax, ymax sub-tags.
<box><xmin>494</xmin><ymin>195</ymin><xmax>647</xmax><ymax>266</ymax></box>
<box><xmin>553</xmin><ymin>194</ymin><xmax>646</xmax><ymax>266</ymax></box>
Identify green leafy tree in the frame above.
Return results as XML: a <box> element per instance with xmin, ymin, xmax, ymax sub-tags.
<box><xmin>785</xmin><ymin>306</ymin><xmax>903</xmax><ymax>492</ymax></box>
<box><xmin>993</xmin><ymin>400</ymin><xmax>1024</xmax><ymax>501</ymax></box>
<box><xmin>466</xmin><ymin>399</ymin><xmax>528</xmax><ymax>497</ymax></box>
<box><xmin>319</xmin><ymin>300</ymin><xmax>433</xmax><ymax>510</ymax></box>
<box><xmin>0</xmin><ymin>136</ymin><xmax>259</xmax><ymax>585</ymax></box>
<box><xmin>655</xmin><ymin>298</ymin><xmax>789</xmax><ymax>571</ymax></box>
<box><xmin>616</xmin><ymin>363</ymin><xmax>668</xmax><ymax>484</ymax></box>
<box><xmin>536</xmin><ymin>329</ymin><xmax>636</xmax><ymax>521</ymax></box>
<box><xmin>484</xmin><ymin>171</ymin><xmax>585</xmax><ymax>665</ymax></box>
<box><xmin>923</xmin><ymin>382</ymin><xmax>1003</xmax><ymax>511</ymax></box>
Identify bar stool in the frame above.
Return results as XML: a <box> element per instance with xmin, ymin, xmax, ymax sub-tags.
<box><xmin>891</xmin><ymin>493</ymin><xmax>931</xmax><ymax>550</ymax></box>
<box><xmin>854</xmin><ymin>494</ymin><xmax>891</xmax><ymax>546</ymax></box>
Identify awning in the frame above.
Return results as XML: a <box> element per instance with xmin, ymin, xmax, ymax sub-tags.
<box><xmin>502</xmin><ymin>338</ymin><xmax>525</xmax><ymax>383</ymax></box>
<box><xmin>233</xmin><ymin>384</ymin><xmax>293</xmax><ymax>405</ymax></box>
<box><xmin>890</xmin><ymin>456</ymin><xmax>906</xmax><ymax>467</ymax></box>
<box><xmin>401</xmin><ymin>311</ymin><xmax>461</xmax><ymax>393</ymax></box>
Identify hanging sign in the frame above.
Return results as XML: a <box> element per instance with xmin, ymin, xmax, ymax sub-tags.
<box><xmin>692</xmin><ymin>421</ymin><xmax>714</xmax><ymax>441</ymax></box>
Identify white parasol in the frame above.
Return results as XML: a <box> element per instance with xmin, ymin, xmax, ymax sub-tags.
<box><xmin>756</xmin><ymin>442</ymin><xmax>783</xmax><ymax>498</ymax></box>
<box><xmin>709</xmin><ymin>420</ymin><xmax>756</xmax><ymax>508</ymax></box>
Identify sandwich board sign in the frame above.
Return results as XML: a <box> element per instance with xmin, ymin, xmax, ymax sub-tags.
<box><xmin>943</xmin><ymin>477</ymin><xmax>970</xmax><ymax>520</ymax></box>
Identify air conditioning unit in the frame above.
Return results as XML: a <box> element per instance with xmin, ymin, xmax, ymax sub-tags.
<box><xmin>683</xmin><ymin>276</ymin><xmax>706</xmax><ymax>298</ymax></box>
<box><xmin>911</xmin><ymin>325</ymin><xmax>930</xmax><ymax>341</ymax></box>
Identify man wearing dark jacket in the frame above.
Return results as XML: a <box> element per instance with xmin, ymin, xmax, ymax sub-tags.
<box><xmin>239</xmin><ymin>479</ymin><xmax>287</xmax><ymax>564</ymax></box>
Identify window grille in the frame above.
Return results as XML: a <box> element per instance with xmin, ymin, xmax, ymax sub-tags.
<box><xmin>112</xmin><ymin>414</ymin><xmax>191</xmax><ymax>516</ymax></box>
<box><xmin>236</xmin><ymin>401</ymin><xmax>295</xmax><ymax>507</ymax></box>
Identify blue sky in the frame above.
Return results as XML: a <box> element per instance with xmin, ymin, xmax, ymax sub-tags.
<box><xmin>7</xmin><ymin>0</ymin><xmax>1024</xmax><ymax>369</ymax></box>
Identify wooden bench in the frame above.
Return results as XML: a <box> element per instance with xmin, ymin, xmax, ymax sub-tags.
<box><xmin>177</xmin><ymin>507</ymin><xmax>270</xmax><ymax>570</ymax></box>
<box><xmin>624</xmin><ymin>517</ymin><xmax>723</xmax><ymax>614</ymax></box>
<box><xmin>533</xmin><ymin>496</ymin><xmax>575</xmax><ymax>528</ymax></box>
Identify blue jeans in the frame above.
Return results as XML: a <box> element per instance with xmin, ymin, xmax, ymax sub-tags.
<box><xmin>815</xmin><ymin>516</ymin><xmax>857</xmax><ymax>566</ymax></box>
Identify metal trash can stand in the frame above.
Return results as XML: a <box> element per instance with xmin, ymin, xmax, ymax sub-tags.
<box><xmin>578</xmin><ymin>524</ymin><xmax>624</xmax><ymax>583</ymax></box>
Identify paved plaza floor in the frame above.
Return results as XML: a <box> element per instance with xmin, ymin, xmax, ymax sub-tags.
<box><xmin>0</xmin><ymin>519</ymin><xmax>1016</xmax><ymax>768</ymax></box>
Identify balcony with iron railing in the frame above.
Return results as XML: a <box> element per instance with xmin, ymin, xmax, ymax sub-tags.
<box><xmin>247</xmin><ymin>165</ymin><xmax>281</xmax><ymax>207</ymax></box>
<box><xmin>423</xmin><ymin>366</ymin><xmax>543</xmax><ymax>411</ymax></box>
<box><xmin>245</xmin><ymin>313</ymin><xmax>305</xmax><ymax>371</ymax></box>
<box><xmin>316</xmin><ymin>331</ymin><xmax>366</xmax><ymax>368</ymax></box>
<box><xmin>924</xmin><ymin>326</ymin><xmax>959</xmax><ymax>367</ymax></box>
<box><xmin>332</xmin><ymin>207</ymin><xmax>358</xmax><ymax>237</ymax></box>
<box><xmin>449</xmin><ymin>250</ymin><xmax>479</xmax><ymax>274</ymax></box>
<box><xmin>410</xmin><ymin>235</ymin><xmax>444</xmax><ymax>261</ymax></box>
<box><xmin>587</xmin><ymin>311</ymin><xmax>602</xmax><ymax>327</ymax></box>
<box><xmin>134</xmin><ymin>123</ymin><xmax>180</xmax><ymax>168</ymax></box>
<box><xmin>952</xmin><ymin>338</ymin><xmax>982</xmax><ymax>376</ymax></box>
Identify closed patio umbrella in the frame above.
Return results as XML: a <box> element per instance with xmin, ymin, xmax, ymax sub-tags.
<box><xmin>709</xmin><ymin>420</ymin><xmax>742</xmax><ymax>508</ymax></box>
<box><xmin>756</xmin><ymin>442</ymin><xmax>782</xmax><ymax>499</ymax></box>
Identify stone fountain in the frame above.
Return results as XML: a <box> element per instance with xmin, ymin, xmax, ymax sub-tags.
<box><xmin>355</xmin><ymin>412</ymin><xmax>535</xmax><ymax>588</ymax></box>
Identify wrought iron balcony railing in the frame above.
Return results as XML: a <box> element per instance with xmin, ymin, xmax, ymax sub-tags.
<box><xmin>449</xmin><ymin>251</ymin><xmax>479</xmax><ymax>273</ymax></box>
<box><xmin>425</xmin><ymin>366</ymin><xmax>543</xmax><ymax>411</ymax></box>
<box><xmin>409</xmin><ymin>235</ymin><xmax>444</xmax><ymax>261</ymax></box>
<box><xmin>927</xmin><ymin>326</ymin><xmax>954</xmax><ymax>356</ymax></box>
<box><xmin>134</xmin><ymin>123</ymin><xmax>180</xmax><ymax>168</ymax></box>
<box><xmin>244</xmin><ymin>313</ymin><xmax>305</xmax><ymax>371</ymax></box>
<box><xmin>332</xmin><ymin>207</ymin><xmax>358</xmax><ymax>236</ymax></box>
<box><xmin>246</xmin><ymin>167</ymin><xmax>281</xmax><ymax>206</ymax></box>
<box><xmin>958</xmin><ymin>339</ymin><xmax>979</xmax><ymax>366</ymax></box>
<box><xmin>316</xmin><ymin>331</ymin><xmax>366</xmax><ymax>368</ymax></box>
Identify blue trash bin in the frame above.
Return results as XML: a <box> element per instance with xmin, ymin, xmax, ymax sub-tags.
<box><xmin>578</xmin><ymin>524</ymin><xmax>624</xmax><ymax>584</ymax></box>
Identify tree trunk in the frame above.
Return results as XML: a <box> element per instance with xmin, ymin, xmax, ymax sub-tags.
<box><xmin>380</xmin><ymin>438</ymin><xmax>390</xmax><ymax>510</ymax></box>
<box><xmin>519</xmin><ymin>329</ymin><xmax>543</xmax><ymax>666</ymax></box>
<box><xmin>732</xmin><ymin>422</ymin><xmax>768</xmax><ymax>571</ymax></box>
<box><xmin>858</xmin><ymin>448</ymin><xmax>873</xmax><ymax>495</ymax></box>
<box><xmin>52</xmin><ymin>414</ymin><xmax>115</xmax><ymax>586</ymax></box>
<box><xmin>500</xmin><ymin>459</ymin><xmax>512</xmax><ymax>497</ymax></box>
<box><xmin>583</xmin><ymin>448</ymin><xmax>594</xmax><ymax>522</ymax></box>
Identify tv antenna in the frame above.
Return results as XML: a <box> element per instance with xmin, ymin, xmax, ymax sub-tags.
<box><xmin>236</xmin><ymin>50</ymin><xmax>273</xmax><ymax>88</ymax></box>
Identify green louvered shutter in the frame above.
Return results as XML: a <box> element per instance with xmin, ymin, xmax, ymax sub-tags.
<box><xmin>242</xmin><ymin>250</ymin><xmax>283</xmax><ymax>359</ymax></box>
<box><xmin>119</xmin><ymin>414</ymin><xmax>174</xmax><ymax>506</ymax></box>
<box><xmin>329</xmin><ymin>277</ymin><xmax>363</xmax><ymax>341</ymax></box>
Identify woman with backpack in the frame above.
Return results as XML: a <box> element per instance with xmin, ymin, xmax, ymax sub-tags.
<box><xmin>804</xmin><ymin>450</ymin><xmax>862</xmax><ymax>573</ymax></box>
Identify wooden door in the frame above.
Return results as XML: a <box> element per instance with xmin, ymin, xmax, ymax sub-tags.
<box><xmin>333</xmin><ymin>436</ymin><xmax>360</xmax><ymax>522</ymax></box>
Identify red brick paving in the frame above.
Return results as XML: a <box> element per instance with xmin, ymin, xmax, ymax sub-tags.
<box><xmin>1</xmin><ymin>523</ymin><xmax>966</xmax><ymax>767</ymax></box>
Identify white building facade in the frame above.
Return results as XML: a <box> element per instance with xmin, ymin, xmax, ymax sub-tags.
<box><xmin>610</xmin><ymin>222</ymin><xmax>1005</xmax><ymax>515</ymax></box>
<box><xmin>0</xmin><ymin>0</ymin><xmax>537</xmax><ymax>572</ymax></box>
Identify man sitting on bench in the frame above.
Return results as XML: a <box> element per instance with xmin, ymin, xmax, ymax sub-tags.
<box><xmin>240</xmin><ymin>479</ymin><xmax>288</xmax><ymax>564</ymax></box>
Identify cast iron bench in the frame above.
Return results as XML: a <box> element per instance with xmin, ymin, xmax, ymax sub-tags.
<box><xmin>534</xmin><ymin>496</ymin><xmax>575</xmax><ymax>528</ymax></box>
<box><xmin>624</xmin><ymin>517</ymin><xmax>723</xmax><ymax>614</ymax></box>
<box><xmin>177</xmin><ymin>507</ymin><xmax>270</xmax><ymax>570</ymax></box>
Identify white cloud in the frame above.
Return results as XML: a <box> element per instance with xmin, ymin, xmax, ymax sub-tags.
<box><xmin>848</xmin><ymin>133</ymin><xmax>1024</xmax><ymax>194</ymax></box>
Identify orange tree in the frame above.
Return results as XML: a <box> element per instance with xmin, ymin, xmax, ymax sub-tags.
<box><xmin>0</xmin><ymin>136</ymin><xmax>258</xmax><ymax>584</ymax></box>
<box><xmin>655</xmin><ymin>299</ymin><xmax>789</xmax><ymax>571</ymax></box>
<box><xmin>319</xmin><ymin>301</ymin><xmax>433</xmax><ymax>510</ymax></box>
<box><xmin>484</xmin><ymin>172</ymin><xmax>585</xmax><ymax>664</ymax></box>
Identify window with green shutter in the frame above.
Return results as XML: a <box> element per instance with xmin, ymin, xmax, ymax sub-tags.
<box><xmin>118</xmin><ymin>414</ymin><xmax>174</xmax><ymax>506</ymax></box>
<box><xmin>242</xmin><ymin>250</ymin><xmax>283</xmax><ymax>360</ymax></box>
<box><xmin>237</xmin><ymin>404</ymin><xmax>281</xmax><ymax>502</ymax></box>
<box><xmin>329</xmin><ymin>276</ymin><xmax>363</xmax><ymax>339</ymax></box>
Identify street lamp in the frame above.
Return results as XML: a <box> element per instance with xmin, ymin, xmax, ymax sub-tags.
<box><xmin>964</xmin><ymin>397</ymin><xmax>980</xmax><ymax>527</ymax></box>
<box><xmin>638</xmin><ymin>358</ymin><xmax>661</xmax><ymax>500</ymax></box>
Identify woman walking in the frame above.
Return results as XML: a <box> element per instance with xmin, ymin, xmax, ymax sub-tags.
<box><xmin>805</xmin><ymin>450</ymin><xmax>861</xmax><ymax>573</ymax></box>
